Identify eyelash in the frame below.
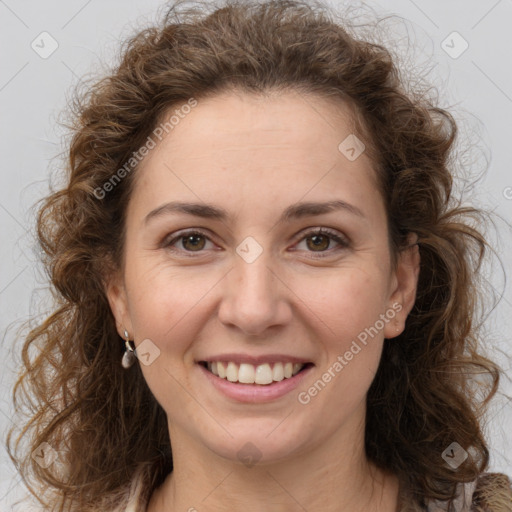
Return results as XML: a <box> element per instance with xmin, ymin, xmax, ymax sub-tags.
<box><xmin>163</xmin><ymin>227</ymin><xmax>349</xmax><ymax>259</ymax></box>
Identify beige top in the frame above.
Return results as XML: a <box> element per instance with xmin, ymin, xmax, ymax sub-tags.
<box><xmin>427</xmin><ymin>480</ymin><xmax>477</xmax><ymax>511</ymax></box>
<box><xmin>118</xmin><ymin>471</ymin><xmax>479</xmax><ymax>512</ymax></box>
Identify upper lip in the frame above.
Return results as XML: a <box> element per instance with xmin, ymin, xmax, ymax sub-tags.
<box><xmin>197</xmin><ymin>353</ymin><xmax>313</xmax><ymax>366</ymax></box>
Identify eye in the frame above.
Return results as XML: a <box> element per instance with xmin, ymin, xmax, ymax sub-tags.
<box><xmin>293</xmin><ymin>227</ymin><xmax>349</xmax><ymax>257</ymax></box>
<box><xmin>163</xmin><ymin>229</ymin><xmax>215</xmax><ymax>255</ymax></box>
<box><xmin>162</xmin><ymin>227</ymin><xmax>349</xmax><ymax>258</ymax></box>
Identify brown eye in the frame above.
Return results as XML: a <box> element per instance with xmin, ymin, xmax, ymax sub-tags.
<box><xmin>164</xmin><ymin>230</ymin><xmax>214</xmax><ymax>255</ymax></box>
<box><xmin>306</xmin><ymin>233</ymin><xmax>330</xmax><ymax>251</ymax></box>
<box><xmin>294</xmin><ymin>228</ymin><xmax>349</xmax><ymax>257</ymax></box>
<box><xmin>181</xmin><ymin>233</ymin><xmax>206</xmax><ymax>251</ymax></box>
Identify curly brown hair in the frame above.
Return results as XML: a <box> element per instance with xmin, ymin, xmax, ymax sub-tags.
<box><xmin>6</xmin><ymin>0</ymin><xmax>510</xmax><ymax>510</ymax></box>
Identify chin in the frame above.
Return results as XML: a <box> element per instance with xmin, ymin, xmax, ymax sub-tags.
<box><xmin>198</xmin><ymin>422</ymin><xmax>313</xmax><ymax>467</ymax></box>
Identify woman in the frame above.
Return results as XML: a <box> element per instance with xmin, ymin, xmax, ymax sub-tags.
<box><xmin>7</xmin><ymin>0</ymin><xmax>512</xmax><ymax>510</ymax></box>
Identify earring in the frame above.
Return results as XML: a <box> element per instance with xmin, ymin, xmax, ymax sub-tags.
<box><xmin>121</xmin><ymin>329</ymin><xmax>137</xmax><ymax>369</ymax></box>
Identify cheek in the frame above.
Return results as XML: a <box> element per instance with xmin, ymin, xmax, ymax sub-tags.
<box><xmin>294</xmin><ymin>271</ymin><xmax>388</xmax><ymax>425</ymax></box>
<box><xmin>298</xmin><ymin>265</ymin><xmax>390</xmax><ymax>340</ymax></box>
<box><xmin>296</xmin><ymin>267</ymin><xmax>389</xmax><ymax>388</ymax></box>
<box><xmin>123</xmin><ymin>261</ymin><xmax>210</xmax><ymax>353</ymax></box>
<box><xmin>124</xmin><ymin>263</ymin><xmax>212</xmax><ymax>417</ymax></box>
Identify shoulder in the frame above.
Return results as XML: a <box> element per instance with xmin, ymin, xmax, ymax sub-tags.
<box><xmin>471</xmin><ymin>472</ymin><xmax>512</xmax><ymax>511</ymax></box>
<box><xmin>426</xmin><ymin>473</ymin><xmax>512</xmax><ymax>512</ymax></box>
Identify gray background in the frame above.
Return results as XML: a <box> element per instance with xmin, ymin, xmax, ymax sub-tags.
<box><xmin>1</xmin><ymin>0</ymin><xmax>511</xmax><ymax>509</ymax></box>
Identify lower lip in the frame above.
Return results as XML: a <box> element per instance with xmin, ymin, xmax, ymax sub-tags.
<box><xmin>197</xmin><ymin>363</ymin><xmax>313</xmax><ymax>403</ymax></box>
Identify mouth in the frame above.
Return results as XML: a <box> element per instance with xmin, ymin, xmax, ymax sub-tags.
<box><xmin>198</xmin><ymin>360</ymin><xmax>314</xmax><ymax>386</ymax></box>
<box><xmin>197</xmin><ymin>359</ymin><xmax>315</xmax><ymax>403</ymax></box>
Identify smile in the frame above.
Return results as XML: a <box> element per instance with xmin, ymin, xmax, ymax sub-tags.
<box><xmin>200</xmin><ymin>361</ymin><xmax>312</xmax><ymax>385</ymax></box>
<box><xmin>197</xmin><ymin>359</ymin><xmax>314</xmax><ymax>403</ymax></box>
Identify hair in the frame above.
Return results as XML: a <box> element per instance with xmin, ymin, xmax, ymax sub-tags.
<box><xmin>6</xmin><ymin>0</ymin><xmax>511</xmax><ymax>510</ymax></box>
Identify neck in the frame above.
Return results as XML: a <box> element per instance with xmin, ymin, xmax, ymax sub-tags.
<box><xmin>147</xmin><ymin>418</ymin><xmax>399</xmax><ymax>512</ymax></box>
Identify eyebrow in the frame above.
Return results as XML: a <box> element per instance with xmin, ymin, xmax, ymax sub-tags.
<box><xmin>144</xmin><ymin>199</ymin><xmax>365</xmax><ymax>225</ymax></box>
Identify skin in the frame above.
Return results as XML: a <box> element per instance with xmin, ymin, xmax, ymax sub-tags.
<box><xmin>107</xmin><ymin>89</ymin><xmax>420</xmax><ymax>512</ymax></box>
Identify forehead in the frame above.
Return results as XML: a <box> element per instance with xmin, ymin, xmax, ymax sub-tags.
<box><xmin>128</xmin><ymin>90</ymin><xmax>381</xmax><ymax>221</ymax></box>
<box><xmin>149</xmin><ymin>89</ymin><xmax>361</xmax><ymax>160</ymax></box>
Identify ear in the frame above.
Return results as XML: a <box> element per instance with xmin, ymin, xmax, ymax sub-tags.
<box><xmin>383</xmin><ymin>233</ymin><xmax>420</xmax><ymax>339</ymax></box>
<box><xmin>105</xmin><ymin>271</ymin><xmax>133</xmax><ymax>338</ymax></box>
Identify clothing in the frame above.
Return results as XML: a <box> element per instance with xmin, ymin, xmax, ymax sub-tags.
<box><xmin>122</xmin><ymin>468</ymin><xmax>146</xmax><ymax>512</ymax></box>
<box><xmin>427</xmin><ymin>480</ymin><xmax>477</xmax><ymax>512</ymax></box>
<box><xmin>117</xmin><ymin>470</ymin><xmax>483</xmax><ymax>512</ymax></box>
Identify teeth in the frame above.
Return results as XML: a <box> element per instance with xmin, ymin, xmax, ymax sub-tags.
<box><xmin>217</xmin><ymin>361</ymin><xmax>226</xmax><ymax>378</ymax></box>
<box><xmin>238</xmin><ymin>363</ymin><xmax>255</xmax><ymax>384</ymax></box>
<box><xmin>272</xmin><ymin>362</ymin><xmax>284</xmax><ymax>381</ymax></box>
<box><xmin>226</xmin><ymin>362</ymin><xmax>238</xmax><ymax>382</ymax></box>
<box><xmin>255</xmin><ymin>363</ymin><xmax>273</xmax><ymax>385</ymax></box>
<box><xmin>206</xmin><ymin>361</ymin><xmax>306</xmax><ymax>385</ymax></box>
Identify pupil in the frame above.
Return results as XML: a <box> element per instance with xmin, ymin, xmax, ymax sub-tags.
<box><xmin>309</xmin><ymin>235</ymin><xmax>328</xmax><ymax>251</ymax></box>
<box><xmin>184</xmin><ymin>235</ymin><xmax>204</xmax><ymax>251</ymax></box>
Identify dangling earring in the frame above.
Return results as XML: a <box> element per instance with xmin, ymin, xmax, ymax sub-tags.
<box><xmin>121</xmin><ymin>329</ymin><xmax>136</xmax><ymax>369</ymax></box>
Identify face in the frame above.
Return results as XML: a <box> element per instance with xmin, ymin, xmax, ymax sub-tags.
<box><xmin>107</xmin><ymin>90</ymin><xmax>419</xmax><ymax>465</ymax></box>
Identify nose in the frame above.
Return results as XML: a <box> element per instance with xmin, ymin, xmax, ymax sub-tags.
<box><xmin>217</xmin><ymin>251</ymin><xmax>292</xmax><ymax>337</ymax></box>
